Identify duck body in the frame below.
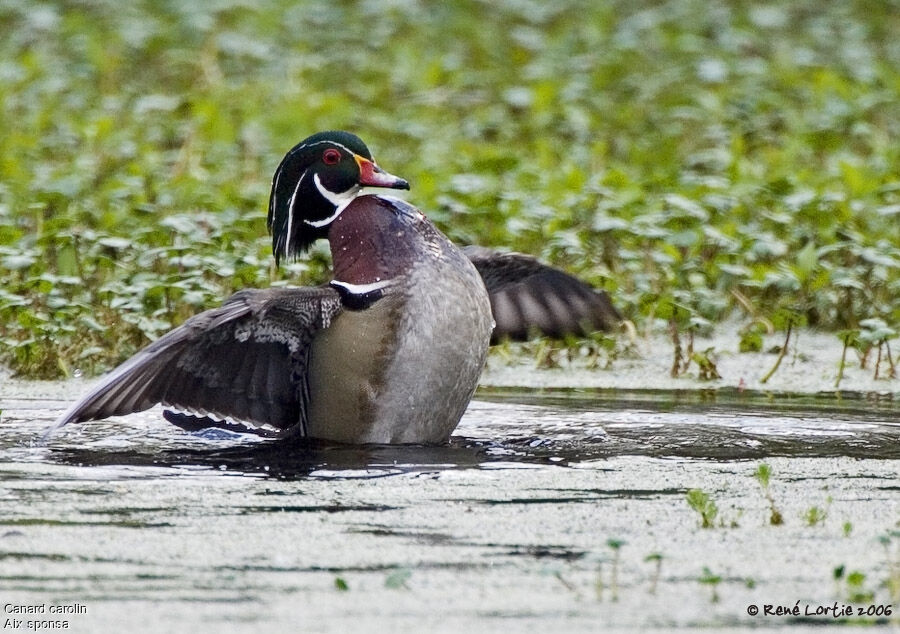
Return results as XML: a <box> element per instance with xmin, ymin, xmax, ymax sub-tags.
<box><xmin>308</xmin><ymin>195</ymin><xmax>492</xmax><ymax>443</ymax></box>
<box><xmin>49</xmin><ymin>131</ymin><xmax>619</xmax><ymax>445</ymax></box>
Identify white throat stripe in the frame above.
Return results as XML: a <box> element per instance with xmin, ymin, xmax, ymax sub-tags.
<box><xmin>331</xmin><ymin>279</ymin><xmax>394</xmax><ymax>295</ymax></box>
<box><xmin>304</xmin><ymin>173</ymin><xmax>360</xmax><ymax>227</ymax></box>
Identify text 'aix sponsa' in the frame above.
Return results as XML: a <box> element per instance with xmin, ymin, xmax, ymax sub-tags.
<box><xmin>51</xmin><ymin>131</ymin><xmax>619</xmax><ymax>444</ymax></box>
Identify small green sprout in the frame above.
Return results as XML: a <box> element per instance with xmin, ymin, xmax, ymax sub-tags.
<box><xmin>753</xmin><ymin>463</ymin><xmax>784</xmax><ymax>525</ymax></box>
<box><xmin>645</xmin><ymin>553</ymin><xmax>663</xmax><ymax>595</ymax></box>
<box><xmin>845</xmin><ymin>571</ymin><xmax>874</xmax><ymax>603</ymax></box>
<box><xmin>691</xmin><ymin>347</ymin><xmax>721</xmax><ymax>380</ymax></box>
<box><xmin>686</xmin><ymin>489</ymin><xmax>718</xmax><ymax>528</ymax></box>
<box><xmin>607</xmin><ymin>538</ymin><xmax>625</xmax><ymax>601</ymax></box>
<box><xmin>699</xmin><ymin>566</ymin><xmax>722</xmax><ymax>603</ymax></box>
<box><xmin>805</xmin><ymin>506</ymin><xmax>828</xmax><ymax>526</ymax></box>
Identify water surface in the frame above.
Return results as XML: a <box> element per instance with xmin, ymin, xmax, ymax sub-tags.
<box><xmin>0</xmin><ymin>387</ymin><xmax>897</xmax><ymax>632</ymax></box>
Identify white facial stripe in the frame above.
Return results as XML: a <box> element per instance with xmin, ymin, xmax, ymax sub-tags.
<box><xmin>270</xmin><ymin>169</ymin><xmax>282</xmax><ymax>253</ymax></box>
<box><xmin>284</xmin><ymin>169</ymin><xmax>309</xmax><ymax>254</ymax></box>
<box><xmin>303</xmin><ymin>173</ymin><xmax>360</xmax><ymax>228</ymax></box>
<box><xmin>271</xmin><ymin>169</ymin><xmax>281</xmax><ymax>216</ymax></box>
<box><xmin>285</xmin><ymin>139</ymin><xmax>357</xmax><ymax>161</ymax></box>
<box><xmin>331</xmin><ymin>279</ymin><xmax>394</xmax><ymax>295</ymax></box>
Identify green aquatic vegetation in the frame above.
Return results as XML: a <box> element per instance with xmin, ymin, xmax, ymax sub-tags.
<box><xmin>858</xmin><ymin>318</ymin><xmax>898</xmax><ymax>380</ymax></box>
<box><xmin>686</xmin><ymin>489</ymin><xmax>718</xmax><ymax>529</ymax></box>
<box><xmin>835</xmin><ymin>535</ymin><xmax>900</xmax><ymax>608</ymax></box>
<box><xmin>691</xmin><ymin>347</ymin><xmax>721</xmax><ymax>381</ymax></box>
<box><xmin>607</xmin><ymin>538</ymin><xmax>625</xmax><ymax>601</ymax></box>
<box><xmin>760</xmin><ymin>309</ymin><xmax>806</xmax><ymax>384</ymax></box>
<box><xmin>753</xmin><ymin>463</ymin><xmax>784</xmax><ymax>526</ymax></box>
<box><xmin>669</xmin><ymin>320</ymin><xmax>687</xmax><ymax>379</ymax></box>
<box><xmin>0</xmin><ymin>1</ymin><xmax>898</xmax><ymax>377</ymax></box>
<box><xmin>738</xmin><ymin>320</ymin><xmax>768</xmax><ymax>353</ymax></box>
<box><xmin>835</xmin><ymin>330</ymin><xmax>860</xmax><ymax>388</ymax></box>
<box><xmin>699</xmin><ymin>566</ymin><xmax>722</xmax><ymax>603</ymax></box>
<box><xmin>805</xmin><ymin>505</ymin><xmax>828</xmax><ymax>527</ymax></box>
<box><xmin>594</xmin><ymin>540</ymin><xmax>627</xmax><ymax>602</ymax></box>
<box><xmin>845</xmin><ymin>571</ymin><xmax>874</xmax><ymax>604</ymax></box>
<box><xmin>582</xmin><ymin>332</ymin><xmax>622</xmax><ymax>370</ymax></box>
<box><xmin>836</xmin><ymin>320</ymin><xmax>898</xmax><ymax>387</ymax></box>
<box><xmin>842</xmin><ymin>521</ymin><xmax>852</xmax><ymax>537</ymax></box>
<box><xmin>334</xmin><ymin>577</ymin><xmax>349</xmax><ymax>591</ymax></box>
<box><xmin>833</xmin><ymin>564</ymin><xmax>845</xmax><ymax>595</ymax></box>
<box><xmin>645</xmin><ymin>552</ymin><xmax>662</xmax><ymax>595</ymax></box>
<box><xmin>494</xmin><ymin>331</ymin><xmax>626</xmax><ymax>370</ymax></box>
<box><xmin>533</xmin><ymin>338</ymin><xmax>567</xmax><ymax>370</ymax></box>
<box><xmin>660</xmin><ymin>300</ymin><xmax>720</xmax><ymax>379</ymax></box>
<box><xmin>661</xmin><ymin>300</ymin><xmax>692</xmax><ymax>377</ymax></box>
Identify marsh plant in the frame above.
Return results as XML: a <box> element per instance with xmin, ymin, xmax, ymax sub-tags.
<box><xmin>662</xmin><ymin>301</ymin><xmax>721</xmax><ymax>380</ymax></box>
<box><xmin>804</xmin><ymin>496</ymin><xmax>832</xmax><ymax>527</ymax></box>
<box><xmin>858</xmin><ymin>319</ymin><xmax>898</xmax><ymax>380</ymax></box>
<box><xmin>691</xmin><ymin>347</ymin><xmax>722</xmax><ymax>381</ymax></box>
<box><xmin>686</xmin><ymin>489</ymin><xmax>719</xmax><ymax>529</ymax></box>
<box><xmin>607</xmin><ymin>538</ymin><xmax>625</xmax><ymax>601</ymax></box>
<box><xmin>1</xmin><ymin>2</ymin><xmax>898</xmax><ymax>379</ymax></box>
<box><xmin>836</xmin><ymin>320</ymin><xmax>898</xmax><ymax>387</ymax></box>
<box><xmin>835</xmin><ymin>547</ymin><xmax>899</xmax><ymax>608</ymax></box>
<box><xmin>493</xmin><ymin>331</ymin><xmax>625</xmax><ymax>371</ymax></box>
<box><xmin>699</xmin><ymin>566</ymin><xmax>722</xmax><ymax>603</ymax></box>
<box><xmin>760</xmin><ymin>310</ymin><xmax>806</xmax><ymax>384</ymax></box>
<box><xmin>753</xmin><ymin>463</ymin><xmax>784</xmax><ymax>526</ymax></box>
<box><xmin>835</xmin><ymin>330</ymin><xmax>860</xmax><ymax>388</ymax></box>
<box><xmin>845</xmin><ymin>571</ymin><xmax>874</xmax><ymax>604</ymax></box>
<box><xmin>805</xmin><ymin>506</ymin><xmax>827</xmax><ymax>526</ymax></box>
<box><xmin>645</xmin><ymin>553</ymin><xmax>663</xmax><ymax>595</ymax></box>
<box><xmin>738</xmin><ymin>320</ymin><xmax>768</xmax><ymax>353</ymax></box>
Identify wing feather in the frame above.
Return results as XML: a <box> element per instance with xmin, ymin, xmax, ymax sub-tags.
<box><xmin>463</xmin><ymin>246</ymin><xmax>620</xmax><ymax>342</ymax></box>
<box><xmin>49</xmin><ymin>286</ymin><xmax>343</xmax><ymax>437</ymax></box>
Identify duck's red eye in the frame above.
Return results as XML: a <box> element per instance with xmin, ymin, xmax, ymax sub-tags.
<box><xmin>322</xmin><ymin>148</ymin><xmax>341</xmax><ymax>165</ymax></box>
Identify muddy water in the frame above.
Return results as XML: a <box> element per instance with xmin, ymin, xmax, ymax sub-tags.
<box><xmin>0</xmin><ymin>386</ymin><xmax>898</xmax><ymax>633</ymax></box>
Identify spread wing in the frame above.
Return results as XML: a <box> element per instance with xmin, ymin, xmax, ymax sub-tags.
<box><xmin>463</xmin><ymin>246</ymin><xmax>620</xmax><ymax>342</ymax></box>
<box><xmin>49</xmin><ymin>286</ymin><xmax>343</xmax><ymax>438</ymax></box>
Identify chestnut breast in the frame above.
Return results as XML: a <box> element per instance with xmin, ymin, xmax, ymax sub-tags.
<box><xmin>327</xmin><ymin>195</ymin><xmax>439</xmax><ymax>287</ymax></box>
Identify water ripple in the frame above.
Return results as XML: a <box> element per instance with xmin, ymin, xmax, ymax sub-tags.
<box><xmin>1</xmin><ymin>388</ymin><xmax>898</xmax><ymax>479</ymax></box>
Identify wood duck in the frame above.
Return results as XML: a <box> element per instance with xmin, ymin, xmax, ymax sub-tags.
<box><xmin>50</xmin><ymin>131</ymin><xmax>619</xmax><ymax>445</ymax></box>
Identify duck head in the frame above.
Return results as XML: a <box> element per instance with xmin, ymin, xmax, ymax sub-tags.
<box><xmin>267</xmin><ymin>130</ymin><xmax>410</xmax><ymax>264</ymax></box>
